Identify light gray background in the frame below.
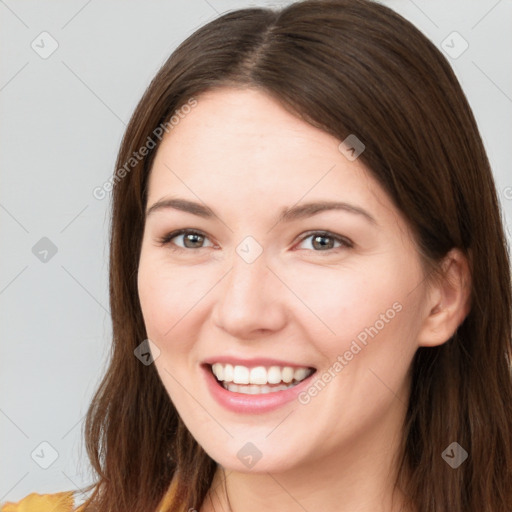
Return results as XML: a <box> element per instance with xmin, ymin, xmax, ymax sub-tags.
<box><xmin>1</xmin><ymin>0</ymin><xmax>511</xmax><ymax>504</ymax></box>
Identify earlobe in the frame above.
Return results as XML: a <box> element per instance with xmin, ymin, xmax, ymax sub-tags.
<box><xmin>417</xmin><ymin>248</ymin><xmax>471</xmax><ymax>348</ymax></box>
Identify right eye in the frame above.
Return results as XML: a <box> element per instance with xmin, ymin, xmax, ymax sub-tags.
<box><xmin>157</xmin><ymin>229</ymin><xmax>215</xmax><ymax>251</ymax></box>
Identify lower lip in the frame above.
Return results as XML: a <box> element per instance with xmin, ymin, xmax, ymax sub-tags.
<box><xmin>202</xmin><ymin>365</ymin><xmax>316</xmax><ymax>414</ymax></box>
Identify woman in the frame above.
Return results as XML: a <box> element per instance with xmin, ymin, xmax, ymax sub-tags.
<box><xmin>2</xmin><ymin>0</ymin><xmax>511</xmax><ymax>511</ymax></box>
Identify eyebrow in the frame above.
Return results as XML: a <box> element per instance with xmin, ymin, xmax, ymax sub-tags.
<box><xmin>145</xmin><ymin>197</ymin><xmax>377</xmax><ymax>225</ymax></box>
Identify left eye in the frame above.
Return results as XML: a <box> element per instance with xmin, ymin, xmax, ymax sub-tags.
<box><xmin>296</xmin><ymin>231</ymin><xmax>353</xmax><ymax>252</ymax></box>
<box><xmin>157</xmin><ymin>229</ymin><xmax>352</xmax><ymax>252</ymax></box>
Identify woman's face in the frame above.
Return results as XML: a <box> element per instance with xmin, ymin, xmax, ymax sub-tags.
<box><xmin>137</xmin><ymin>87</ymin><xmax>432</xmax><ymax>473</ymax></box>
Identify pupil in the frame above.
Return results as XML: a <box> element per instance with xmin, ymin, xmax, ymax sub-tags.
<box><xmin>185</xmin><ymin>233</ymin><xmax>203</xmax><ymax>248</ymax></box>
<box><xmin>313</xmin><ymin>235</ymin><xmax>332</xmax><ymax>250</ymax></box>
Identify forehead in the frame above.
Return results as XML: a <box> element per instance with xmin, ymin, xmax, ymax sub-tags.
<box><xmin>167</xmin><ymin>87</ymin><xmax>334</xmax><ymax>149</ymax></box>
<box><xmin>146</xmin><ymin>87</ymin><xmax>404</xmax><ymax>232</ymax></box>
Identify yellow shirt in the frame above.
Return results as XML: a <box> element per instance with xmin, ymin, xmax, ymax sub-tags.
<box><xmin>0</xmin><ymin>478</ymin><xmax>178</xmax><ymax>512</ymax></box>
<box><xmin>0</xmin><ymin>491</ymin><xmax>83</xmax><ymax>512</ymax></box>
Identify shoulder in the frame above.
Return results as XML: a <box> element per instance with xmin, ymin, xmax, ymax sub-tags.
<box><xmin>0</xmin><ymin>491</ymin><xmax>85</xmax><ymax>512</ymax></box>
<box><xmin>1</xmin><ymin>477</ymin><xmax>178</xmax><ymax>512</ymax></box>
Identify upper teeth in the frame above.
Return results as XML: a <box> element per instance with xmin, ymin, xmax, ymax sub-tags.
<box><xmin>211</xmin><ymin>363</ymin><xmax>313</xmax><ymax>385</ymax></box>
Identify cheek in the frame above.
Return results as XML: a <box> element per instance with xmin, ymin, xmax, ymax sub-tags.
<box><xmin>286</xmin><ymin>258</ymin><xmax>422</xmax><ymax>363</ymax></box>
<box><xmin>288</xmin><ymin>265</ymin><xmax>400</xmax><ymax>334</ymax></box>
<box><xmin>137</xmin><ymin>253</ymin><xmax>220</xmax><ymax>376</ymax></box>
<box><xmin>137</xmin><ymin>256</ymin><xmax>203</xmax><ymax>403</ymax></box>
<box><xmin>138</xmin><ymin>252</ymin><xmax>201</xmax><ymax>340</ymax></box>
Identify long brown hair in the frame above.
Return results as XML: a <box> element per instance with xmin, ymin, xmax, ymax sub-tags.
<box><xmin>76</xmin><ymin>1</ymin><xmax>512</xmax><ymax>511</ymax></box>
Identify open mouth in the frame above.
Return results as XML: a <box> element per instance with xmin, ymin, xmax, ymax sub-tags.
<box><xmin>208</xmin><ymin>363</ymin><xmax>316</xmax><ymax>395</ymax></box>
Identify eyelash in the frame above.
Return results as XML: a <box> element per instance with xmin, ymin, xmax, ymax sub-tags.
<box><xmin>156</xmin><ymin>229</ymin><xmax>353</xmax><ymax>253</ymax></box>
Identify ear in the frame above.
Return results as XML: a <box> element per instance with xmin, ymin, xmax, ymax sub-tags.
<box><xmin>417</xmin><ymin>248</ymin><xmax>471</xmax><ymax>348</ymax></box>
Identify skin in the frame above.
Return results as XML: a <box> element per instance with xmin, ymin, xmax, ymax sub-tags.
<box><xmin>137</xmin><ymin>87</ymin><xmax>470</xmax><ymax>512</ymax></box>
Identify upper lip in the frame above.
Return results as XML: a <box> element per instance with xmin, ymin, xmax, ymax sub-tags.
<box><xmin>203</xmin><ymin>356</ymin><xmax>315</xmax><ymax>369</ymax></box>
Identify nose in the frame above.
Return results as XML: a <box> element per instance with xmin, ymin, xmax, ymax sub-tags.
<box><xmin>211</xmin><ymin>251</ymin><xmax>288</xmax><ymax>339</ymax></box>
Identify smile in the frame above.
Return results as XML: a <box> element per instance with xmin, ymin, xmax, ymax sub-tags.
<box><xmin>210</xmin><ymin>363</ymin><xmax>315</xmax><ymax>395</ymax></box>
